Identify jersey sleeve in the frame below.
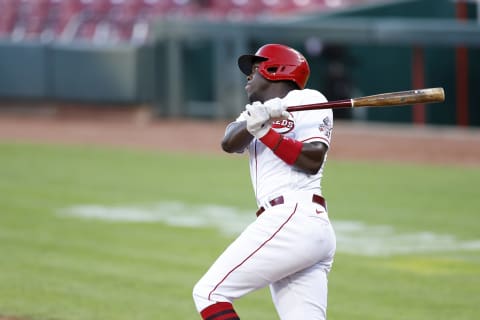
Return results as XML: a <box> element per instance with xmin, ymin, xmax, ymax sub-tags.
<box><xmin>224</xmin><ymin>110</ymin><xmax>251</xmax><ymax>154</ymax></box>
<box><xmin>290</xmin><ymin>90</ymin><xmax>334</xmax><ymax>148</ymax></box>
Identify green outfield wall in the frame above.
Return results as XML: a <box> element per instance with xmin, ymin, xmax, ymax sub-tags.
<box><xmin>0</xmin><ymin>40</ymin><xmax>154</xmax><ymax>105</ymax></box>
<box><xmin>0</xmin><ymin>41</ymin><xmax>50</xmax><ymax>98</ymax></box>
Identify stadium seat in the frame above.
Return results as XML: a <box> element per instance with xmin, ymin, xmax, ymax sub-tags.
<box><xmin>22</xmin><ymin>0</ymin><xmax>52</xmax><ymax>40</ymax></box>
<box><xmin>50</xmin><ymin>0</ymin><xmax>85</xmax><ymax>39</ymax></box>
<box><xmin>150</xmin><ymin>0</ymin><xmax>204</xmax><ymax>19</ymax></box>
<box><xmin>323</xmin><ymin>0</ymin><xmax>345</xmax><ymax>9</ymax></box>
<box><xmin>5</xmin><ymin>0</ymin><xmax>53</xmax><ymax>41</ymax></box>
<box><xmin>262</xmin><ymin>0</ymin><xmax>329</xmax><ymax>16</ymax></box>
<box><xmin>0</xmin><ymin>0</ymin><xmax>18</xmax><ymax>38</ymax></box>
<box><xmin>262</xmin><ymin>0</ymin><xmax>296</xmax><ymax>15</ymax></box>
<box><xmin>109</xmin><ymin>0</ymin><xmax>150</xmax><ymax>43</ymax></box>
<box><xmin>10</xmin><ymin>0</ymin><xmax>68</xmax><ymax>42</ymax></box>
<box><xmin>206</xmin><ymin>0</ymin><xmax>232</xmax><ymax>19</ymax></box>
<box><xmin>208</xmin><ymin>0</ymin><xmax>266</xmax><ymax>21</ymax></box>
<box><xmin>290</xmin><ymin>0</ymin><xmax>327</xmax><ymax>13</ymax></box>
<box><xmin>74</xmin><ymin>0</ymin><xmax>114</xmax><ymax>41</ymax></box>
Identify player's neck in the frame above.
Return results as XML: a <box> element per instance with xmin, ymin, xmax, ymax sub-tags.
<box><xmin>262</xmin><ymin>86</ymin><xmax>294</xmax><ymax>102</ymax></box>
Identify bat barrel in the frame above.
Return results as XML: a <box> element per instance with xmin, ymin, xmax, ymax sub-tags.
<box><xmin>352</xmin><ymin>87</ymin><xmax>445</xmax><ymax>107</ymax></box>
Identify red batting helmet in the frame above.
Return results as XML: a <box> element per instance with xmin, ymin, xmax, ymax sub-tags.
<box><xmin>238</xmin><ymin>44</ymin><xmax>310</xmax><ymax>89</ymax></box>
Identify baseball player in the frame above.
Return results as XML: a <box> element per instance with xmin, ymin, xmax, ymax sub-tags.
<box><xmin>193</xmin><ymin>43</ymin><xmax>336</xmax><ymax>320</ymax></box>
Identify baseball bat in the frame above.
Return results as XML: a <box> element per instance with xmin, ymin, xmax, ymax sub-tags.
<box><xmin>286</xmin><ymin>87</ymin><xmax>445</xmax><ymax>112</ymax></box>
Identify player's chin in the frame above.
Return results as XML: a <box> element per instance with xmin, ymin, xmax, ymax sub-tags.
<box><xmin>247</xmin><ymin>90</ymin><xmax>259</xmax><ymax>103</ymax></box>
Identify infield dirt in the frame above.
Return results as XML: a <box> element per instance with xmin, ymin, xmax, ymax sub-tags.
<box><xmin>0</xmin><ymin>115</ymin><xmax>479</xmax><ymax>167</ymax></box>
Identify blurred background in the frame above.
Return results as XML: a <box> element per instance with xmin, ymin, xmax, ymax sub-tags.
<box><xmin>0</xmin><ymin>0</ymin><xmax>479</xmax><ymax>126</ymax></box>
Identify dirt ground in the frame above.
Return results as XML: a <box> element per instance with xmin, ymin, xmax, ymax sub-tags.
<box><xmin>0</xmin><ymin>113</ymin><xmax>479</xmax><ymax>167</ymax></box>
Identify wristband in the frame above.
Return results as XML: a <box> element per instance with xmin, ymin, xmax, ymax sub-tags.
<box><xmin>259</xmin><ymin>128</ymin><xmax>282</xmax><ymax>150</ymax></box>
<box><xmin>260</xmin><ymin>129</ymin><xmax>303</xmax><ymax>165</ymax></box>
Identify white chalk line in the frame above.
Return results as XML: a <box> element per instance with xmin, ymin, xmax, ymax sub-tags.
<box><xmin>59</xmin><ymin>202</ymin><xmax>480</xmax><ymax>257</ymax></box>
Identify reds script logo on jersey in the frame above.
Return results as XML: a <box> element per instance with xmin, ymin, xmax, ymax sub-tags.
<box><xmin>272</xmin><ymin>115</ymin><xmax>295</xmax><ymax>134</ymax></box>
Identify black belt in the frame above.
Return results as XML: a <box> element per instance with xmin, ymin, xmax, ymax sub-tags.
<box><xmin>256</xmin><ymin>194</ymin><xmax>327</xmax><ymax>217</ymax></box>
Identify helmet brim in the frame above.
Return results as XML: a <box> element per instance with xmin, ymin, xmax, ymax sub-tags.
<box><xmin>238</xmin><ymin>55</ymin><xmax>268</xmax><ymax>76</ymax></box>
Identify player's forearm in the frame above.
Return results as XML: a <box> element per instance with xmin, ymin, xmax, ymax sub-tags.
<box><xmin>293</xmin><ymin>142</ymin><xmax>327</xmax><ymax>175</ymax></box>
<box><xmin>221</xmin><ymin>121</ymin><xmax>254</xmax><ymax>153</ymax></box>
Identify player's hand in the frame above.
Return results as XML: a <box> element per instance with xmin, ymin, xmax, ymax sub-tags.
<box><xmin>245</xmin><ymin>102</ymin><xmax>271</xmax><ymax>138</ymax></box>
<box><xmin>264</xmin><ymin>97</ymin><xmax>289</xmax><ymax>119</ymax></box>
<box><xmin>235</xmin><ymin>109</ymin><xmax>249</xmax><ymax>122</ymax></box>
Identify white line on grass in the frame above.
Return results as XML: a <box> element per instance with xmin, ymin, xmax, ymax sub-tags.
<box><xmin>59</xmin><ymin>202</ymin><xmax>480</xmax><ymax>257</ymax></box>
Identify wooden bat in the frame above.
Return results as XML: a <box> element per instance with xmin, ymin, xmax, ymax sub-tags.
<box><xmin>286</xmin><ymin>87</ymin><xmax>445</xmax><ymax>112</ymax></box>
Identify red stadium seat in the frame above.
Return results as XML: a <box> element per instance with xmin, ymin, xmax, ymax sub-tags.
<box><xmin>262</xmin><ymin>0</ymin><xmax>295</xmax><ymax>14</ymax></box>
<box><xmin>4</xmin><ymin>0</ymin><xmax>53</xmax><ymax>41</ymax></box>
<box><xmin>290</xmin><ymin>0</ymin><xmax>326</xmax><ymax>13</ymax></box>
<box><xmin>150</xmin><ymin>0</ymin><xmax>203</xmax><ymax>19</ymax></box>
<box><xmin>206</xmin><ymin>0</ymin><xmax>232</xmax><ymax>19</ymax></box>
<box><xmin>0</xmin><ymin>0</ymin><xmax>18</xmax><ymax>37</ymax></box>
<box><xmin>74</xmin><ymin>0</ymin><xmax>114</xmax><ymax>41</ymax></box>
<box><xmin>51</xmin><ymin>0</ymin><xmax>85</xmax><ymax>38</ymax></box>
<box><xmin>109</xmin><ymin>0</ymin><xmax>150</xmax><ymax>43</ymax></box>
<box><xmin>22</xmin><ymin>0</ymin><xmax>52</xmax><ymax>39</ymax></box>
<box><xmin>111</xmin><ymin>0</ymin><xmax>145</xmax><ymax>22</ymax></box>
<box><xmin>88</xmin><ymin>0</ymin><xmax>113</xmax><ymax>15</ymax></box>
<box><xmin>263</xmin><ymin>0</ymin><xmax>327</xmax><ymax>16</ymax></box>
<box><xmin>208</xmin><ymin>0</ymin><xmax>266</xmax><ymax>21</ymax></box>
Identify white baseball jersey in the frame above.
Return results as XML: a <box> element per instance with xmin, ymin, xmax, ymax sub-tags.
<box><xmin>193</xmin><ymin>88</ymin><xmax>336</xmax><ymax>320</ymax></box>
<box><xmin>237</xmin><ymin>89</ymin><xmax>333</xmax><ymax>207</ymax></box>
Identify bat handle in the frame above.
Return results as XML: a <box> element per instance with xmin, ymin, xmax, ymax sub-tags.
<box><xmin>286</xmin><ymin>99</ymin><xmax>352</xmax><ymax>112</ymax></box>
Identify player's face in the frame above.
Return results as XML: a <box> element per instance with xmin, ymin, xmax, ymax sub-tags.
<box><xmin>245</xmin><ymin>62</ymin><xmax>271</xmax><ymax>103</ymax></box>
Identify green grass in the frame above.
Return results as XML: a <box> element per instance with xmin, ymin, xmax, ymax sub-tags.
<box><xmin>0</xmin><ymin>142</ymin><xmax>479</xmax><ymax>320</ymax></box>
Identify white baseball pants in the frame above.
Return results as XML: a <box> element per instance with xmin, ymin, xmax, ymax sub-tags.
<box><xmin>193</xmin><ymin>198</ymin><xmax>336</xmax><ymax>320</ymax></box>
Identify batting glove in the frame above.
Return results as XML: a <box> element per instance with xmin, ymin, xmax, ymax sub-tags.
<box><xmin>245</xmin><ymin>102</ymin><xmax>271</xmax><ymax>138</ymax></box>
<box><xmin>235</xmin><ymin>109</ymin><xmax>249</xmax><ymax>122</ymax></box>
<box><xmin>264</xmin><ymin>97</ymin><xmax>289</xmax><ymax>119</ymax></box>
